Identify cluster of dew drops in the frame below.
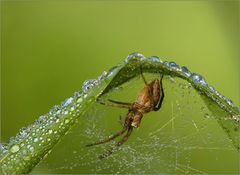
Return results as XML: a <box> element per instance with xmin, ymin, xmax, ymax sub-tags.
<box><xmin>0</xmin><ymin>52</ymin><xmax>239</xmax><ymax>162</ymax></box>
<box><xmin>0</xmin><ymin>71</ymin><xmax>109</xmax><ymax>162</ymax></box>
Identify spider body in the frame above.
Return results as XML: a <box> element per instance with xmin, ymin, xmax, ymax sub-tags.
<box><xmin>87</xmin><ymin>69</ymin><xmax>164</xmax><ymax>159</ymax></box>
<box><xmin>130</xmin><ymin>79</ymin><xmax>162</xmax><ymax>128</ymax></box>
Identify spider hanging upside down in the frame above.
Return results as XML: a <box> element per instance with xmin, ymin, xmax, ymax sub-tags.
<box><xmin>86</xmin><ymin>68</ymin><xmax>164</xmax><ymax>159</ymax></box>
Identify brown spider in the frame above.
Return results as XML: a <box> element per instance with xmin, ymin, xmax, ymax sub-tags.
<box><xmin>86</xmin><ymin>68</ymin><xmax>164</xmax><ymax>159</ymax></box>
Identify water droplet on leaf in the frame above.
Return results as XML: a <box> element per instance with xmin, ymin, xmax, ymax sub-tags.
<box><xmin>181</xmin><ymin>66</ymin><xmax>191</xmax><ymax>77</ymax></box>
<box><xmin>62</xmin><ymin>97</ymin><xmax>74</xmax><ymax>107</ymax></box>
<box><xmin>125</xmin><ymin>53</ymin><xmax>145</xmax><ymax>63</ymax></box>
<box><xmin>147</xmin><ymin>56</ymin><xmax>162</xmax><ymax>63</ymax></box>
<box><xmin>191</xmin><ymin>73</ymin><xmax>207</xmax><ymax>86</ymax></box>
<box><xmin>10</xmin><ymin>145</ymin><xmax>20</xmax><ymax>153</ymax></box>
<box><xmin>98</xmin><ymin>71</ymin><xmax>108</xmax><ymax>81</ymax></box>
<box><xmin>167</xmin><ymin>61</ymin><xmax>181</xmax><ymax>71</ymax></box>
<box><xmin>82</xmin><ymin>79</ymin><xmax>98</xmax><ymax>93</ymax></box>
<box><xmin>65</xmin><ymin>119</ymin><xmax>70</xmax><ymax>124</ymax></box>
<box><xmin>33</xmin><ymin>138</ymin><xmax>39</xmax><ymax>142</ymax></box>
<box><xmin>35</xmin><ymin>115</ymin><xmax>46</xmax><ymax>125</ymax></box>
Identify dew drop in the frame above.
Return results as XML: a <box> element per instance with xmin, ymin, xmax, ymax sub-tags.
<box><xmin>56</xmin><ymin>110</ymin><xmax>61</xmax><ymax>115</ymax></box>
<box><xmin>0</xmin><ymin>143</ymin><xmax>6</xmax><ymax>150</ymax></box>
<box><xmin>33</xmin><ymin>138</ymin><xmax>39</xmax><ymax>142</ymax></box>
<box><xmin>64</xmin><ymin>111</ymin><xmax>68</xmax><ymax>115</ymax></box>
<box><xmin>77</xmin><ymin>98</ymin><xmax>83</xmax><ymax>103</ymax></box>
<box><xmin>10</xmin><ymin>145</ymin><xmax>20</xmax><ymax>153</ymax></box>
<box><xmin>74</xmin><ymin>91</ymin><xmax>82</xmax><ymax>98</ymax></box>
<box><xmin>191</xmin><ymin>73</ymin><xmax>207</xmax><ymax>86</ymax></box>
<box><xmin>181</xmin><ymin>66</ymin><xmax>191</xmax><ymax>77</ymax></box>
<box><xmin>208</xmin><ymin>85</ymin><xmax>215</xmax><ymax>92</ymax></box>
<box><xmin>82</xmin><ymin>79</ymin><xmax>98</xmax><ymax>93</ymax></box>
<box><xmin>168</xmin><ymin>61</ymin><xmax>181</xmax><ymax>71</ymax></box>
<box><xmin>70</xmin><ymin>106</ymin><xmax>75</xmax><ymax>111</ymax></box>
<box><xmin>232</xmin><ymin>115</ymin><xmax>240</xmax><ymax>122</ymax></box>
<box><xmin>98</xmin><ymin>71</ymin><xmax>108</xmax><ymax>81</ymax></box>
<box><xmin>18</xmin><ymin>127</ymin><xmax>30</xmax><ymax>139</ymax></box>
<box><xmin>8</xmin><ymin>137</ymin><xmax>17</xmax><ymax>146</ymax></box>
<box><xmin>223</xmin><ymin>97</ymin><xmax>234</xmax><ymax>107</ymax></box>
<box><xmin>29</xmin><ymin>147</ymin><xmax>34</xmax><ymax>152</ymax></box>
<box><xmin>35</xmin><ymin>115</ymin><xmax>46</xmax><ymax>125</ymax></box>
<box><xmin>49</xmin><ymin>105</ymin><xmax>61</xmax><ymax>116</ymax></box>
<box><xmin>48</xmin><ymin>130</ymin><xmax>53</xmax><ymax>134</ymax></box>
<box><xmin>62</xmin><ymin>97</ymin><xmax>74</xmax><ymax>107</ymax></box>
<box><xmin>163</xmin><ymin>61</ymin><xmax>170</xmax><ymax>67</ymax></box>
<box><xmin>147</xmin><ymin>56</ymin><xmax>162</xmax><ymax>63</ymax></box>
<box><xmin>125</xmin><ymin>53</ymin><xmax>145</xmax><ymax>63</ymax></box>
<box><xmin>0</xmin><ymin>144</ymin><xmax>8</xmax><ymax>156</ymax></box>
<box><xmin>65</xmin><ymin>119</ymin><xmax>70</xmax><ymax>124</ymax></box>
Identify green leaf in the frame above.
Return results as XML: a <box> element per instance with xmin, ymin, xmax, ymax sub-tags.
<box><xmin>1</xmin><ymin>54</ymin><xmax>239</xmax><ymax>174</ymax></box>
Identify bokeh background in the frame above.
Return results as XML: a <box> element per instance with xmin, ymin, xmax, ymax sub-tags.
<box><xmin>1</xmin><ymin>1</ymin><xmax>239</xmax><ymax>173</ymax></box>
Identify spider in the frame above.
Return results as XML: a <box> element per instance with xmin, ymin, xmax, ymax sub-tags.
<box><xmin>86</xmin><ymin>68</ymin><xmax>164</xmax><ymax>159</ymax></box>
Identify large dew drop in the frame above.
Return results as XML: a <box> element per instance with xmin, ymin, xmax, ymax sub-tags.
<box><xmin>164</xmin><ymin>61</ymin><xmax>181</xmax><ymax>72</ymax></box>
<box><xmin>169</xmin><ymin>62</ymin><xmax>182</xmax><ymax>71</ymax></box>
<box><xmin>125</xmin><ymin>53</ymin><xmax>146</xmax><ymax>63</ymax></box>
<box><xmin>191</xmin><ymin>73</ymin><xmax>207</xmax><ymax>86</ymax></box>
<box><xmin>181</xmin><ymin>66</ymin><xmax>191</xmax><ymax>77</ymax></box>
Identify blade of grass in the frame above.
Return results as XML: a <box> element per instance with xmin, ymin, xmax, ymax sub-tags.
<box><xmin>1</xmin><ymin>54</ymin><xmax>239</xmax><ymax>174</ymax></box>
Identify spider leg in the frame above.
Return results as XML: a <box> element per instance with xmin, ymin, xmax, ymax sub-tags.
<box><xmin>99</xmin><ymin>126</ymin><xmax>133</xmax><ymax>159</ymax></box>
<box><xmin>140</xmin><ymin>66</ymin><xmax>148</xmax><ymax>86</ymax></box>
<box><xmin>108</xmin><ymin>99</ymin><xmax>132</xmax><ymax>108</ymax></box>
<box><xmin>140</xmin><ymin>66</ymin><xmax>155</xmax><ymax>98</ymax></box>
<box><xmin>119</xmin><ymin>115</ymin><xmax>125</xmax><ymax>126</ymax></box>
<box><xmin>97</xmin><ymin>98</ymin><xmax>132</xmax><ymax>109</ymax></box>
<box><xmin>154</xmin><ymin>74</ymin><xmax>164</xmax><ymax>111</ymax></box>
<box><xmin>86</xmin><ymin>128</ymin><xmax>127</xmax><ymax>147</ymax></box>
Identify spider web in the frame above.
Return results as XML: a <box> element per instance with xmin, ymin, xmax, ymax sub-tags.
<box><xmin>31</xmin><ymin>75</ymin><xmax>239</xmax><ymax>174</ymax></box>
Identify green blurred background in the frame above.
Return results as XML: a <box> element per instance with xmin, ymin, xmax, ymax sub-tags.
<box><xmin>1</xmin><ymin>1</ymin><xmax>239</xmax><ymax>173</ymax></box>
